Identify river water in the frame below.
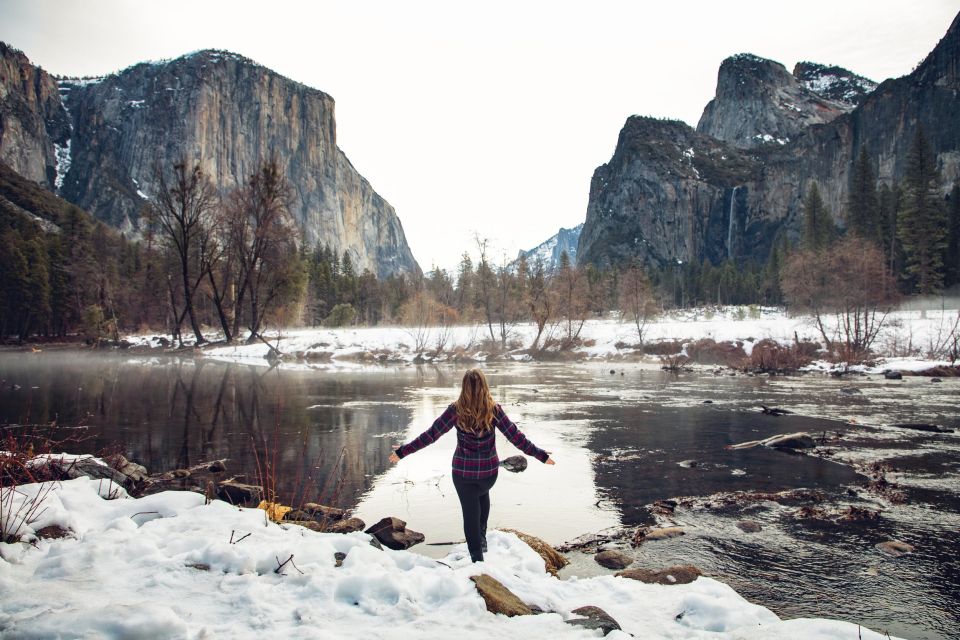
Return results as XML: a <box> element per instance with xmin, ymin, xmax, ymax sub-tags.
<box><xmin>1</xmin><ymin>351</ymin><xmax>958</xmax><ymax>639</ymax></box>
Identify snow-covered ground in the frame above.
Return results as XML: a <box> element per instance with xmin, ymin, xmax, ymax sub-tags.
<box><xmin>129</xmin><ymin>305</ymin><xmax>960</xmax><ymax>373</ymax></box>
<box><xmin>0</xmin><ymin>475</ymin><xmax>898</xmax><ymax>639</ymax></box>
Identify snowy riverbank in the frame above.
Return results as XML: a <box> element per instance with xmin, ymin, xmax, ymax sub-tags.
<box><xmin>0</xmin><ymin>474</ymin><xmax>900</xmax><ymax>639</ymax></box>
<box><xmin>128</xmin><ymin>305</ymin><xmax>960</xmax><ymax>373</ymax></box>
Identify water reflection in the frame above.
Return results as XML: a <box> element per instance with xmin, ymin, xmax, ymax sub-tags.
<box><xmin>1</xmin><ymin>353</ymin><xmax>958</xmax><ymax>639</ymax></box>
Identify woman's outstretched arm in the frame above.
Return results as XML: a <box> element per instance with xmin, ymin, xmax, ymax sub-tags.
<box><xmin>391</xmin><ymin>404</ymin><xmax>457</xmax><ymax>461</ymax></box>
<box><xmin>494</xmin><ymin>405</ymin><xmax>555</xmax><ymax>464</ymax></box>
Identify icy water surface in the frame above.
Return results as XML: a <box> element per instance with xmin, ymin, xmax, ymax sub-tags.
<box><xmin>1</xmin><ymin>351</ymin><xmax>958</xmax><ymax>639</ymax></box>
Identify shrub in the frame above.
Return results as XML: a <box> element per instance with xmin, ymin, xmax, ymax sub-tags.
<box><xmin>324</xmin><ymin>303</ymin><xmax>356</xmax><ymax>327</ymax></box>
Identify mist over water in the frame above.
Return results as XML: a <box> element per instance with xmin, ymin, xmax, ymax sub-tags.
<box><xmin>1</xmin><ymin>351</ymin><xmax>958</xmax><ymax>639</ymax></box>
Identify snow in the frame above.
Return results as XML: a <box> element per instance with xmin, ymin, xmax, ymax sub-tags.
<box><xmin>138</xmin><ymin>305</ymin><xmax>959</xmax><ymax>374</ymax></box>
<box><xmin>53</xmin><ymin>139</ymin><xmax>71</xmax><ymax>190</ymax></box>
<box><xmin>0</xmin><ymin>476</ymin><xmax>900</xmax><ymax>639</ymax></box>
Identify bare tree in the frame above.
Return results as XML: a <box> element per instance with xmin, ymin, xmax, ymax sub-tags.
<box><xmin>782</xmin><ymin>236</ymin><xmax>897</xmax><ymax>359</ymax></box>
<box><xmin>619</xmin><ymin>262</ymin><xmax>657</xmax><ymax>346</ymax></box>
<box><xmin>554</xmin><ymin>257</ymin><xmax>590</xmax><ymax>348</ymax></box>
<box><xmin>526</xmin><ymin>257</ymin><xmax>555</xmax><ymax>350</ymax></box>
<box><xmin>151</xmin><ymin>160</ymin><xmax>218</xmax><ymax>345</ymax></box>
<box><xmin>226</xmin><ymin>159</ymin><xmax>299</xmax><ymax>341</ymax></box>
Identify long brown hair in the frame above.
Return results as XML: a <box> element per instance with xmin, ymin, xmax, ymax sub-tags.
<box><xmin>454</xmin><ymin>368</ymin><xmax>496</xmax><ymax>434</ymax></box>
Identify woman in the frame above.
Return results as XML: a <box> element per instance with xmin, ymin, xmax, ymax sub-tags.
<box><xmin>389</xmin><ymin>368</ymin><xmax>555</xmax><ymax>562</ymax></box>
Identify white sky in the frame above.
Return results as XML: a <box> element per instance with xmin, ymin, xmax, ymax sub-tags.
<box><xmin>1</xmin><ymin>1</ymin><xmax>956</xmax><ymax>272</ymax></box>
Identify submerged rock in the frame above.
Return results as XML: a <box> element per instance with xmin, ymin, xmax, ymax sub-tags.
<box><xmin>876</xmin><ymin>540</ymin><xmax>914</xmax><ymax>557</ymax></box>
<box><xmin>566</xmin><ymin>605</ymin><xmax>622</xmax><ymax>634</ymax></box>
<box><xmin>735</xmin><ymin>520</ymin><xmax>762</xmax><ymax>533</ymax></box>
<box><xmin>499</xmin><ymin>528</ymin><xmax>569</xmax><ymax>575</ymax></box>
<box><xmin>365</xmin><ymin>517</ymin><xmax>425</xmax><ymax>550</ymax></box>
<box><xmin>500</xmin><ymin>455</ymin><xmax>528</xmax><ymax>473</ymax></box>
<box><xmin>617</xmin><ymin>565</ymin><xmax>702</xmax><ymax>585</ymax></box>
<box><xmin>470</xmin><ymin>574</ymin><xmax>532</xmax><ymax>617</ymax></box>
<box><xmin>594</xmin><ymin>549</ymin><xmax>634</xmax><ymax>570</ymax></box>
<box><xmin>893</xmin><ymin>423</ymin><xmax>954</xmax><ymax>434</ymax></box>
<box><xmin>634</xmin><ymin>526</ymin><xmax>685</xmax><ymax>544</ymax></box>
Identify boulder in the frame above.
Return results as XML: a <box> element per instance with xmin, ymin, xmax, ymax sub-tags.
<box><xmin>104</xmin><ymin>454</ymin><xmax>149</xmax><ymax>484</ymax></box>
<box><xmin>365</xmin><ymin>517</ymin><xmax>425</xmax><ymax>550</ymax></box>
<box><xmin>883</xmin><ymin>370</ymin><xmax>903</xmax><ymax>380</ymax></box>
<box><xmin>499</xmin><ymin>528</ymin><xmax>569</xmax><ymax>576</ymax></box>
<box><xmin>470</xmin><ymin>575</ymin><xmax>532</xmax><ymax>617</ymax></box>
<box><xmin>594</xmin><ymin>550</ymin><xmax>633</xmax><ymax>570</ymax></box>
<box><xmin>735</xmin><ymin>520</ymin><xmax>762</xmax><ymax>533</ymax></box>
<box><xmin>617</xmin><ymin>565</ymin><xmax>702</xmax><ymax>585</ymax></box>
<box><xmin>207</xmin><ymin>460</ymin><xmax>227</xmax><ymax>473</ymax></box>
<box><xmin>876</xmin><ymin>540</ymin><xmax>914</xmax><ymax>557</ymax></box>
<box><xmin>59</xmin><ymin>457</ymin><xmax>130</xmax><ymax>487</ymax></box>
<box><xmin>500</xmin><ymin>456</ymin><xmax>528</xmax><ymax>473</ymax></box>
<box><xmin>217</xmin><ymin>481</ymin><xmax>262</xmax><ymax>505</ymax></box>
<box><xmin>634</xmin><ymin>526</ymin><xmax>685</xmax><ymax>544</ymax></box>
<box><xmin>566</xmin><ymin>606</ymin><xmax>622</xmax><ymax>635</ymax></box>
<box><xmin>327</xmin><ymin>517</ymin><xmax>366</xmax><ymax>534</ymax></box>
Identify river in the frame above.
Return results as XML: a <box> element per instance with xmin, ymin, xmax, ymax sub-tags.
<box><xmin>1</xmin><ymin>350</ymin><xmax>958</xmax><ymax>639</ymax></box>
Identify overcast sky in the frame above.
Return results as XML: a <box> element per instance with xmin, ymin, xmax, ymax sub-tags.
<box><xmin>1</xmin><ymin>1</ymin><xmax>957</xmax><ymax>272</ymax></box>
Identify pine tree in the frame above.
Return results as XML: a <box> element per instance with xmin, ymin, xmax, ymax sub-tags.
<box><xmin>898</xmin><ymin>127</ymin><xmax>947</xmax><ymax>294</ymax></box>
<box><xmin>847</xmin><ymin>147</ymin><xmax>879</xmax><ymax>240</ymax></box>
<box><xmin>802</xmin><ymin>183</ymin><xmax>836</xmax><ymax>252</ymax></box>
<box><xmin>946</xmin><ymin>183</ymin><xmax>960</xmax><ymax>288</ymax></box>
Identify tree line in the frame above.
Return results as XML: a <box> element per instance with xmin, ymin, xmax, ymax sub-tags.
<box><xmin>1</xmin><ymin>127</ymin><xmax>957</xmax><ymax>345</ymax></box>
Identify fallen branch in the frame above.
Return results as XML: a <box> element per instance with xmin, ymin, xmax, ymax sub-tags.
<box><xmin>275</xmin><ymin>553</ymin><xmax>303</xmax><ymax>575</ymax></box>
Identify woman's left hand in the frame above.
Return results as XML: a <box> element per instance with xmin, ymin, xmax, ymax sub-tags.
<box><xmin>389</xmin><ymin>452</ymin><xmax>400</xmax><ymax>464</ymax></box>
<box><xmin>545</xmin><ymin>456</ymin><xmax>556</xmax><ymax>465</ymax></box>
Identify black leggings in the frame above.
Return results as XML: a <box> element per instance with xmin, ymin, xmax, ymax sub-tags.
<box><xmin>452</xmin><ymin>473</ymin><xmax>497</xmax><ymax>562</ymax></box>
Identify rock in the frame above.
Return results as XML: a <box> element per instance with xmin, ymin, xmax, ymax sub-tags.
<box><xmin>35</xmin><ymin>525</ymin><xmax>72</xmax><ymax>539</ymax></box>
<box><xmin>594</xmin><ymin>549</ymin><xmax>634</xmax><ymax>570</ymax></box>
<box><xmin>652</xmin><ymin>499</ymin><xmax>677</xmax><ymax>515</ymax></box>
<box><xmin>364</xmin><ymin>517</ymin><xmax>425</xmax><ymax>550</ymax></box>
<box><xmin>327</xmin><ymin>517</ymin><xmax>366</xmax><ymax>534</ymax></box>
<box><xmin>104</xmin><ymin>454</ymin><xmax>149</xmax><ymax>484</ymax></box>
<box><xmin>292</xmin><ymin>521</ymin><xmax>326</xmax><ymax>533</ymax></box>
<box><xmin>302</xmin><ymin>503</ymin><xmax>345</xmax><ymax>520</ymax></box>
<box><xmin>187</xmin><ymin>563</ymin><xmax>210</xmax><ymax>571</ymax></box>
<box><xmin>931</xmin><ymin>377</ymin><xmax>943</xmax><ymax>383</ymax></box>
<box><xmin>207</xmin><ymin>460</ymin><xmax>226</xmax><ymax>473</ymax></box>
<box><xmin>334</xmin><ymin>552</ymin><xmax>346</xmax><ymax>567</ymax></box>
<box><xmin>500</xmin><ymin>456</ymin><xmax>528</xmax><ymax>473</ymax></box>
<box><xmin>170</xmin><ymin>469</ymin><xmax>191</xmax><ymax>478</ymax></box>
<box><xmin>566</xmin><ymin>606</ymin><xmax>622</xmax><ymax>635</ymax></box>
<box><xmin>839</xmin><ymin>387</ymin><xmax>862</xmax><ymax>395</ymax></box>
<box><xmin>499</xmin><ymin>529</ymin><xmax>569</xmax><ymax>576</ymax></box>
<box><xmin>876</xmin><ymin>540</ymin><xmax>914</xmax><ymax>557</ymax></box>
<box><xmin>894</xmin><ymin>423</ymin><xmax>954</xmax><ymax>434</ymax></box>
<box><xmin>368</xmin><ymin>536</ymin><xmax>383</xmax><ymax>550</ymax></box>
<box><xmin>216</xmin><ymin>481</ymin><xmax>262</xmax><ymax>505</ymax></box>
<box><xmin>760</xmin><ymin>405</ymin><xmax>792</xmax><ymax>416</ymax></box>
<box><xmin>50</xmin><ymin>50</ymin><xmax>419</xmax><ymax>279</ymax></box>
<box><xmin>617</xmin><ymin>565</ymin><xmax>703</xmax><ymax>585</ymax></box>
<box><xmin>634</xmin><ymin>526</ymin><xmax>685</xmax><ymax>544</ymax></box>
<box><xmin>470</xmin><ymin>575</ymin><xmax>532</xmax><ymax>617</ymax></box>
<box><xmin>282</xmin><ymin>510</ymin><xmax>315</xmax><ymax>522</ymax></box>
<box><xmin>735</xmin><ymin>520</ymin><xmax>762</xmax><ymax>533</ymax></box>
<box><xmin>884</xmin><ymin>370</ymin><xmax>903</xmax><ymax>380</ymax></box>
<box><xmin>58</xmin><ymin>457</ymin><xmax>130</xmax><ymax>488</ymax></box>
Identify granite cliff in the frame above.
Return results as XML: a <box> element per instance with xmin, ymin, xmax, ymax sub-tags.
<box><xmin>579</xmin><ymin>12</ymin><xmax>960</xmax><ymax>270</ymax></box>
<box><xmin>0</xmin><ymin>46</ymin><xmax>420</xmax><ymax>278</ymax></box>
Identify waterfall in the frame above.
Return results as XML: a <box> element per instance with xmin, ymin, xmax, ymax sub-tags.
<box><xmin>727</xmin><ymin>186</ymin><xmax>738</xmax><ymax>260</ymax></box>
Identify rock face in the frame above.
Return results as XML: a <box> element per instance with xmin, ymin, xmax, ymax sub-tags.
<box><xmin>793</xmin><ymin>62</ymin><xmax>878</xmax><ymax>108</ymax></box>
<box><xmin>579</xmin><ymin>13</ymin><xmax>960</xmax><ymax>270</ymax></box>
<box><xmin>1</xmin><ymin>45</ymin><xmax>419</xmax><ymax>278</ymax></box>
<box><xmin>0</xmin><ymin>43</ymin><xmax>71</xmax><ymax>188</ymax></box>
<box><xmin>697</xmin><ymin>53</ymin><xmax>853</xmax><ymax>149</ymax></box>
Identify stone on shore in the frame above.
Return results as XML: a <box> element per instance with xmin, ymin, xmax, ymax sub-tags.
<box><xmin>499</xmin><ymin>528</ymin><xmax>569</xmax><ymax>576</ymax></box>
<box><xmin>327</xmin><ymin>517</ymin><xmax>366</xmax><ymax>534</ymax></box>
<box><xmin>470</xmin><ymin>575</ymin><xmax>532</xmax><ymax>617</ymax></box>
<box><xmin>364</xmin><ymin>517</ymin><xmax>425</xmax><ymax>550</ymax></box>
<box><xmin>876</xmin><ymin>540</ymin><xmax>914</xmax><ymax>557</ymax></box>
<box><xmin>594</xmin><ymin>549</ymin><xmax>634</xmax><ymax>570</ymax></box>
<box><xmin>616</xmin><ymin>565</ymin><xmax>702</xmax><ymax>585</ymax></box>
<box><xmin>634</xmin><ymin>526</ymin><xmax>685</xmax><ymax>545</ymax></box>
<box><xmin>566</xmin><ymin>605</ymin><xmax>622</xmax><ymax>634</ymax></box>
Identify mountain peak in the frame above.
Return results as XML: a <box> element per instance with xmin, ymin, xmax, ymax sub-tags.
<box><xmin>793</xmin><ymin>61</ymin><xmax>877</xmax><ymax>107</ymax></box>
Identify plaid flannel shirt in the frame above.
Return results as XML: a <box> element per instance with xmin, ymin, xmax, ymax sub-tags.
<box><xmin>395</xmin><ymin>403</ymin><xmax>549</xmax><ymax>479</ymax></box>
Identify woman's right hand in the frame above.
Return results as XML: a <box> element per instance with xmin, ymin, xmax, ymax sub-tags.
<box><xmin>545</xmin><ymin>456</ymin><xmax>556</xmax><ymax>465</ymax></box>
